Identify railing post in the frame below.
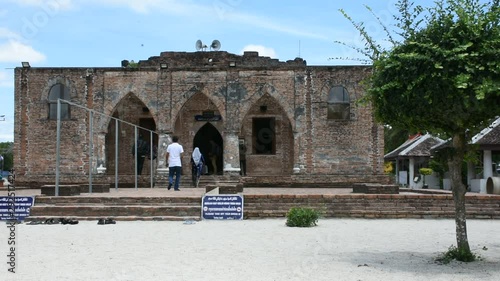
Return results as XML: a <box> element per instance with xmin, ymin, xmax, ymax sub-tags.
<box><xmin>115</xmin><ymin>118</ymin><xmax>119</xmax><ymax>191</ymax></box>
<box><xmin>55</xmin><ymin>99</ymin><xmax>61</xmax><ymax>196</ymax></box>
<box><xmin>88</xmin><ymin>111</ymin><xmax>93</xmax><ymax>193</ymax></box>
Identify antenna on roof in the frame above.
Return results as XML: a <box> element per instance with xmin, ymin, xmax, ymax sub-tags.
<box><xmin>298</xmin><ymin>40</ymin><xmax>301</xmax><ymax>58</ymax></box>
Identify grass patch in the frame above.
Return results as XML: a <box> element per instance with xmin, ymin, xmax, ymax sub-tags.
<box><xmin>435</xmin><ymin>245</ymin><xmax>481</xmax><ymax>264</ymax></box>
<box><xmin>286</xmin><ymin>207</ymin><xmax>320</xmax><ymax>227</ymax></box>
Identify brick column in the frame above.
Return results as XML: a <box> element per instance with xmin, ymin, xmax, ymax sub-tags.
<box><xmin>293</xmin><ymin>131</ymin><xmax>301</xmax><ymax>174</ymax></box>
<box><xmin>467</xmin><ymin>161</ymin><xmax>475</xmax><ymax>187</ymax></box>
<box><xmin>484</xmin><ymin>150</ymin><xmax>493</xmax><ymax>179</ymax></box>
<box><xmin>409</xmin><ymin>158</ymin><xmax>415</xmax><ymax>188</ymax></box>
<box><xmin>157</xmin><ymin>132</ymin><xmax>171</xmax><ymax>170</ymax></box>
<box><xmin>154</xmin><ymin>132</ymin><xmax>171</xmax><ymax>188</ymax></box>
<box><xmin>223</xmin><ymin>131</ymin><xmax>240</xmax><ymax>176</ymax></box>
<box><xmin>96</xmin><ymin>132</ymin><xmax>107</xmax><ymax>174</ymax></box>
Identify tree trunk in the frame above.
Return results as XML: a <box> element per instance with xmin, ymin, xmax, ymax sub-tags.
<box><xmin>448</xmin><ymin>133</ymin><xmax>471</xmax><ymax>253</ymax></box>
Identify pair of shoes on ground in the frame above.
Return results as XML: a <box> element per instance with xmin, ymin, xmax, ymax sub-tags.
<box><xmin>59</xmin><ymin>218</ymin><xmax>79</xmax><ymax>225</ymax></box>
<box><xmin>167</xmin><ymin>183</ymin><xmax>180</xmax><ymax>191</ymax></box>
<box><xmin>97</xmin><ymin>218</ymin><xmax>116</xmax><ymax>225</ymax></box>
<box><xmin>45</xmin><ymin>218</ymin><xmax>59</xmax><ymax>224</ymax></box>
<box><xmin>27</xmin><ymin>218</ymin><xmax>78</xmax><ymax>225</ymax></box>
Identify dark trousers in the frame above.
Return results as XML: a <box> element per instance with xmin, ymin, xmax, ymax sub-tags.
<box><xmin>240</xmin><ymin>160</ymin><xmax>246</xmax><ymax>176</ymax></box>
<box><xmin>136</xmin><ymin>155</ymin><xmax>146</xmax><ymax>175</ymax></box>
<box><xmin>168</xmin><ymin>166</ymin><xmax>182</xmax><ymax>189</ymax></box>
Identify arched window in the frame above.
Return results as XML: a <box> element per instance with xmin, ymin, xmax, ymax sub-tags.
<box><xmin>327</xmin><ymin>86</ymin><xmax>350</xmax><ymax>120</ymax></box>
<box><xmin>48</xmin><ymin>83</ymin><xmax>70</xmax><ymax>120</ymax></box>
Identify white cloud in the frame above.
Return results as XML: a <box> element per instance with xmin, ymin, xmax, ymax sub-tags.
<box><xmin>0</xmin><ymin>28</ymin><xmax>21</xmax><ymax>40</ymax></box>
<box><xmin>87</xmin><ymin>0</ymin><xmax>328</xmax><ymax>40</ymax></box>
<box><xmin>0</xmin><ymin>71</ymin><xmax>14</xmax><ymax>87</ymax></box>
<box><xmin>240</xmin><ymin>45</ymin><xmax>277</xmax><ymax>58</ymax></box>
<box><xmin>0</xmin><ymin>116</ymin><xmax>14</xmax><ymax>142</ymax></box>
<box><xmin>0</xmin><ymin>131</ymin><xmax>14</xmax><ymax>143</ymax></box>
<box><xmin>6</xmin><ymin>0</ymin><xmax>74</xmax><ymax>10</ymax></box>
<box><xmin>91</xmin><ymin>0</ymin><xmax>200</xmax><ymax>14</ymax></box>
<box><xmin>0</xmin><ymin>40</ymin><xmax>46</xmax><ymax>63</ymax></box>
<box><xmin>227</xmin><ymin>12</ymin><xmax>330</xmax><ymax>41</ymax></box>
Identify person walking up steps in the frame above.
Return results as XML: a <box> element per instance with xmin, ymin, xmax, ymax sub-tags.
<box><xmin>191</xmin><ymin>147</ymin><xmax>205</xmax><ymax>187</ymax></box>
<box><xmin>132</xmin><ymin>134</ymin><xmax>150</xmax><ymax>175</ymax></box>
<box><xmin>166</xmin><ymin>136</ymin><xmax>184</xmax><ymax>191</ymax></box>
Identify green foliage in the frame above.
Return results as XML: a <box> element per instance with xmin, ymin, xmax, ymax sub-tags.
<box><xmin>435</xmin><ymin>245</ymin><xmax>480</xmax><ymax>264</ymax></box>
<box><xmin>339</xmin><ymin>0</ymin><xmax>500</xmax><ymax>256</ymax></box>
<box><xmin>286</xmin><ymin>207</ymin><xmax>320</xmax><ymax>227</ymax></box>
<box><xmin>128</xmin><ymin>60</ymin><xmax>139</xmax><ymax>68</ymax></box>
<box><xmin>429</xmin><ymin>159</ymin><xmax>445</xmax><ymax>178</ymax></box>
<box><xmin>419</xmin><ymin>168</ymin><xmax>433</xmax><ymax>187</ymax></box>
<box><xmin>384</xmin><ymin>126</ymin><xmax>413</xmax><ymax>154</ymax></box>
<box><xmin>419</xmin><ymin>168</ymin><xmax>433</xmax><ymax>176</ymax></box>
<box><xmin>429</xmin><ymin>159</ymin><xmax>447</xmax><ymax>188</ymax></box>
<box><xmin>0</xmin><ymin>142</ymin><xmax>13</xmax><ymax>172</ymax></box>
<box><xmin>368</xmin><ymin>0</ymin><xmax>500</xmax><ymax>135</ymax></box>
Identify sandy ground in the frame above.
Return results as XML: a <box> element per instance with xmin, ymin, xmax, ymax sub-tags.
<box><xmin>1</xmin><ymin>219</ymin><xmax>500</xmax><ymax>281</ymax></box>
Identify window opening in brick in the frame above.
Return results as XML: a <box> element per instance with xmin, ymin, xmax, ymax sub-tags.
<box><xmin>48</xmin><ymin>83</ymin><xmax>70</xmax><ymax>120</ymax></box>
<box><xmin>252</xmin><ymin>118</ymin><xmax>275</xmax><ymax>154</ymax></box>
<box><xmin>327</xmin><ymin>86</ymin><xmax>350</xmax><ymax>120</ymax></box>
<box><xmin>202</xmin><ymin>111</ymin><xmax>215</xmax><ymax>118</ymax></box>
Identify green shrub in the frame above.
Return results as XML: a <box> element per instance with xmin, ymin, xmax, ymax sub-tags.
<box><xmin>419</xmin><ymin>168</ymin><xmax>433</xmax><ymax>176</ymax></box>
<box><xmin>435</xmin><ymin>245</ymin><xmax>480</xmax><ymax>264</ymax></box>
<box><xmin>286</xmin><ymin>207</ymin><xmax>319</xmax><ymax>227</ymax></box>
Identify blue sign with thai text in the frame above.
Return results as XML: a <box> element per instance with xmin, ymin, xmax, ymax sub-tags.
<box><xmin>202</xmin><ymin>194</ymin><xmax>243</xmax><ymax>220</ymax></box>
<box><xmin>0</xmin><ymin>196</ymin><xmax>35</xmax><ymax>221</ymax></box>
<box><xmin>195</xmin><ymin>115</ymin><xmax>222</xmax><ymax>121</ymax></box>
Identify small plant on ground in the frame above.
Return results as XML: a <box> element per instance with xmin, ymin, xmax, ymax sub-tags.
<box><xmin>435</xmin><ymin>245</ymin><xmax>480</xmax><ymax>264</ymax></box>
<box><xmin>419</xmin><ymin>167</ymin><xmax>433</xmax><ymax>188</ymax></box>
<box><xmin>286</xmin><ymin>207</ymin><xmax>319</xmax><ymax>227</ymax></box>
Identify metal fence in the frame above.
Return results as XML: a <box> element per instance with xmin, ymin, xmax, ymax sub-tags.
<box><xmin>55</xmin><ymin>99</ymin><xmax>158</xmax><ymax>196</ymax></box>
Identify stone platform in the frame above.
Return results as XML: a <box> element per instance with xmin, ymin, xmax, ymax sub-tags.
<box><xmin>5</xmin><ymin>187</ymin><xmax>499</xmax><ymax>221</ymax></box>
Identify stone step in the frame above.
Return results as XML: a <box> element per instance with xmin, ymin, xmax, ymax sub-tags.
<box><xmin>34</xmin><ymin>196</ymin><xmax>201</xmax><ymax>205</ymax></box>
<box><xmin>25</xmin><ymin>216</ymin><xmax>200</xmax><ymax>222</ymax></box>
<box><xmin>30</xmin><ymin>205</ymin><xmax>201</xmax><ymax>217</ymax></box>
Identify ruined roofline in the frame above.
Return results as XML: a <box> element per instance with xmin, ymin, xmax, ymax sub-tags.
<box><xmin>13</xmin><ymin>49</ymin><xmax>372</xmax><ymax>71</ymax></box>
<box><xmin>137</xmin><ymin>50</ymin><xmax>307</xmax><ymax>69</ymax></box>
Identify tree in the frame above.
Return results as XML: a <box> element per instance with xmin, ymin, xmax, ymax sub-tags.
<box><xmin>340</xmin><ymin>0</ymin><xmax>500</xmax><ymax>259</ymax></box>
<box><xmin>0</xmin><ymin>142</ymin><xmax>13</xmax><ymax>172</ymax></box>
<box><xmin>384</xmin><ymin>126</ymin><xmax>411</xmax><ymax>154</ymax></box>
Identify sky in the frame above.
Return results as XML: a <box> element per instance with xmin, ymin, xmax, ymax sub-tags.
<box><xmin>0</xmin><ymin>0</ymin><xmax>438</xmax><ymax>143</ymax></box>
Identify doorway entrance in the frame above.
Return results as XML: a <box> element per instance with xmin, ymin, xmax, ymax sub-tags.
<box><xmin>193</xmin><ymin>123</ymin><xmax>223</xmax><ymax>175</ymax></box>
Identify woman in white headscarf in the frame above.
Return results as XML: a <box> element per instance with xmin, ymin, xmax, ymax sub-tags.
<box><xmin>191</xmin><ymin>147</ymin><xmax>205</xmax><ymax>187</ymax></box>
<box><xmin>192</xmin><ymin>147</ymin><xmax>202</xmax><ymax>165</ymax></box>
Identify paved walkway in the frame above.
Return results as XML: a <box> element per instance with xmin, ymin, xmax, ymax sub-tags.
<box><xmin>2</xmin><ymin>187</ymin><xmax>357</xmax><ymax>197</ymax></box>
<box><xmin>0</xmin><ymin>186</ymin><xmax>460</xmax><ymax>198</ymax></box>
<box><xmin>2</xmin><ymin>218</ymin><xmax>500</xmax><ymax>281</ymax></box>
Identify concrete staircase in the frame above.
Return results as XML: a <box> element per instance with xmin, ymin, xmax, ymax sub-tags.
<box><xmin>26</xmin><ymin>175</ymin><xmax>241</xmax><ymax>222</ymax></box>
<box><xmin>27</xmin><ymin>196</ymin><xmax>202</xmax><ymax>222</ymax></box>
<box><xmin>25</xmin><ymin>191</ymin><xmax>500</xmax><ymax>222</ymax></box>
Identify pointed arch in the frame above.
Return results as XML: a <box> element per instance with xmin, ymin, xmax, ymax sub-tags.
<box><xmin>104</xmin><ymin>92</ymin><xmax>157</xmax><ymax>175</ymax></box>
<box><xmin>171</xmin><ymin>87</ymin><xmax>226</xmax><ymax>130</ymax></box>
<box><xmin>192</xmin><ymin>122</ymin><xmax>223</xmax><ymax>175</ymax></box>
<box><xmin>239</xmin><ymin>91</ymin><xmax>294</xmax><ymax>175</ymax></box>
<box><xmin>319</xmin><ymin>81</ymin><xmax>354</xmax><ymax>120</ymax></box>
<box><xmin>239</xmin><ymin>83</ymin><xmax>294</xmax><ymax>130</ymax></box>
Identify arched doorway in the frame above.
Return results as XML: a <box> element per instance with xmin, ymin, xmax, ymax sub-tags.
<box><xmin>106</xmin><ymin>93</ymin><xmax>157</xmax><ymax>176</ymax></box>
<box><xmin>193</xmin><ymin>123</ymin><xmax>223</xmax><ymax>175</ymax></box>
<box><xmin>240</xmin><ymin>93</ymin><xmax>294</xmax><ymax>175</ymax></box>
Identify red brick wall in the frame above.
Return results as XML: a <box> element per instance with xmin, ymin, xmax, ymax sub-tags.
<box><xmin>244</xmin><ymin>194</ymin><xmax>500</xmax><ymax>219</ymax></box>
<box><xmin>14</xmin><ymin>51</ymin><xmax>385</xmax><ymax>187</ymax></box>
